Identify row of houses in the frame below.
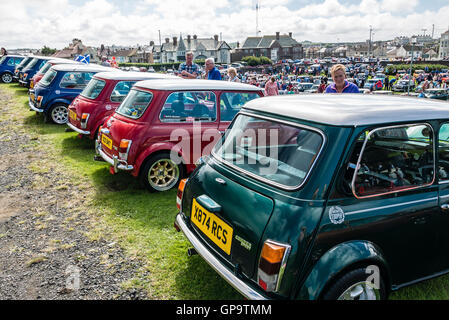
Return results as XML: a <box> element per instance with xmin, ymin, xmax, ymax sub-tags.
<box><xmin>52</xmin><ymin>29</ymin><xmax>449</xmax><ymax>65</ymax></box>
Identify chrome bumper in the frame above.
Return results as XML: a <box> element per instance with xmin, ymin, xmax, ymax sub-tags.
<box><xmin>175</xmin><ymin>213</ymin><xmax>267</xmax><ymax>300</ymax></box>
<box><xmin>95</xmin><ymin>142</ymin><xmax>133</xmax><ymax>173</ymax></box>
<box><xmin>67</xmin><ymin>122</ymin><xmax>90</xmax><ymax>135</ymax></box>
<box><xmin>29</xmin><ymin>99</ymin><xmax>43</xmax><ymax>112</ymax></box>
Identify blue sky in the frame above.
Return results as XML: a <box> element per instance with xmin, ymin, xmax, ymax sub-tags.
<box><xmin>1</xmin><ymin>0</ymin><xmax>449</xmax><ymax>49</ymax></box>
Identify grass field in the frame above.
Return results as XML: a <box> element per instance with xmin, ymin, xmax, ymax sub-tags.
<box><xmin>2</xmin><ymin>82</ymin><xmax>449</xmax><ymax>300</ymax></box>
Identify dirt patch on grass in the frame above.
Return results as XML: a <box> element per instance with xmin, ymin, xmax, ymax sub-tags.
<box><xmin>0</xmin><ymin>85</ymin><xmax>149</xmax><ymax>300</ymax></box>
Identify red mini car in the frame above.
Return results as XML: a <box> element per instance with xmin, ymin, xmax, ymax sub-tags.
<box><xmin>95</xmin><ymin>79</ymin><xmax>264</xmax><ymax>192</ymax></box>
<box><xmin>67</xmin><ymin>71</ymin><xmax>178</xmax><ymax>139</ymax></box>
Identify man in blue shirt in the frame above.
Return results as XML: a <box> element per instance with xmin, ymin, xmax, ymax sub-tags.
<box><xmin>204</xmin><ymin>58</ymin><xmax>221</xmax><ymax>80</ymax></box>
<box><xmin>325</xmin><ymin>64</ymin><xmax>360</xmax><ymax>93</ymax></box>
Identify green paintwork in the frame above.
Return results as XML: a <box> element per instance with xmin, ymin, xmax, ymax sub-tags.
<box><xmin>179</xmin><ymin>107</ymin><xmax>449</xmax><ymax>300</ymax></box>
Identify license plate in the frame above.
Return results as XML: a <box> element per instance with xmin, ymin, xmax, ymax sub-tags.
<box><xmin>30</xmin><ymin>81</ymin><xmax>34</xmax><ymax>88</ymax></box>
<box><xmin>101</xmin><ymin>135</ymin><xmax>113</xmax><ymax>150</ymax></box>
<box><xmin>191</xmin><ymin>198</ymin><xmax>233</xmax><ymax>255</ymax></box>
<box><xmin>30</xmin><ymin>93</ymin><xmax>35</xmax><ymax>102</ymax></box>
<box><xmin>69</xmin><ymin>109</ymin><xmax>77</xmax><ymax>122</ymax></box>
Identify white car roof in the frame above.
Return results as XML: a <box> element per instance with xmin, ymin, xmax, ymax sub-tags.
<box><xmin>94</xmin><ymin>71</ymin><xmax>179</xmax><ymax>81</ymax></box>
<box><xmin>134</xmin><ymin>79</ymin><xmax>263</xmax><ymax>92</ymax></box>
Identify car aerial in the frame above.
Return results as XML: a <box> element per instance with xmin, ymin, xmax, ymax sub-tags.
<box><xmin>29</xmin><ymin>58</ymin><xmax>82</xmax><ymax>89</ymax></box>
<box><xmin>392</xmin><ymin>79</ymin><xmax>415</xmax><ymax>92</ymax></box>
<box><xmin>94</xmin><ymin>79</ymin><xmax>264</xmax><ymax>192</ymax></box>
<box><xmin>67</xmin><ymin>71</ymin><xmax>178</xmax><ymax>139</ymax></box>
<box><xmin>29</xmin><ymin>64</ymin><xmax>115</xmax><ymax>124</ymax></box>
<box><xmin>175</xmin><ymin>94</ymin><xmax>449</xmax><ymax>300</ymax></box>
<box><xmin>13</xmin><ymin>56</ymin><xmax>34</xmax><ymax>82</ymax></box>
<box><xmin>423</xmin><ymin>88</ymin><xmax>448</xmax><ymax>101</ymax></box>
<box><xmin>18</xmin><ymin>56</ymin><xmax>52</xmax><ymax>88</ymax></box>
<box><xmin>0</xmin><ymin>55</ymin><xmax>24</xmax><ymax>83</ymax></box>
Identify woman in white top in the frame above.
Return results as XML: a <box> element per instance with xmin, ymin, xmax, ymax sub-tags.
<box><xmin>227</xmin><ymin>67</ymin><xmax>240</xmax><ymax>82</ymax></box>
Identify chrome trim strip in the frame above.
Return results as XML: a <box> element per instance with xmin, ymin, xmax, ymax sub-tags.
<box><xmin>211</xmin><ymin>111</ymin><xmax>327</xmax><ymax>192</ymax></box>
<box><xmin>345</xmin><ymin>197</ymin><xmax>438</xmax><ymax>216</ymax></box>
<box><xmin>175</xmin><ymin>213</ymin><xmax>267</xmax><ymax>300</ymax></box>
<box><xmin>67</xmin><ymin>122</ymin><xmax>90</xmax><ymax>135</ymax></box>
<box><xmin>439</xmin><ymin>194</ymin><xmax>449</xmax><ymax>200</ymax></box>
<box><xmin>351</xmin><ymin>123</ymin><xmax>436</xmax><ymax>199</ymax></box>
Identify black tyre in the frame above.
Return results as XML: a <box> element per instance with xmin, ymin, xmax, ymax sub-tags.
<box><xmin>139</xmin><ymin>152</ymin><xmax>184</xmax><ymax>192</ymax></box>
<box><xmin>1</xmin><ymin>73</ymin><xmax>13</xmax><ymax>84</ymax></box>
<box><xmin>323</xmin><ymin>267</ymin><xmax>386</xmax><ymax>300</ymax></box>
<box><xmin>48</xmin><ymin>104</ymin><xmax>69</xmax><ymax>124</ymax></box>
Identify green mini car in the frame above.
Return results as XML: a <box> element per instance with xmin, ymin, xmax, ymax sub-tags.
<box><xmin>174</xmin><ymin>94</ymin><xmax>449</xmax><ymax>300</ymax></box>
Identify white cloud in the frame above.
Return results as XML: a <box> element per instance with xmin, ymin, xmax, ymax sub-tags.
<box><xmin>0</xmin><ymin>0</ymin><xmax>448</xmax><ymax>49</ymax></box>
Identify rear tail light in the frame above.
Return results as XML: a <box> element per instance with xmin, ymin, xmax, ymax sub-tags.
<box><xmin>80</xmin><ymin>113</ymin><xmax>90</xmax><ymax>129</ymax></box>
<box><xmin>23</xmin><ymin>73</ymin><xmax>28</xmax><ymax>80</ymax></box>
<box><xmin>176</xmin><ymin>179</ymin><xmax>188</xmax><ymax>211</ymax></box>
<box><xmin>118</xmin><ymin>139</ymin><xmax>132</xmax><ymax>160</ymax></box>
<box><xmin>257</xmin><ymin>240</ymin><xmax>291</xmax><ymax>293</ymax></box>
<box><xmin>37</xmin><ymin>96</ymin><xmax>43</xmax><ymax>105</ymax></box>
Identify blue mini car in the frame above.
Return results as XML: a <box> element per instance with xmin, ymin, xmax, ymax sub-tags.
<box><xmin>29</xmin><ymin>64</ymin><xmax>115</xmax><ymax>124</ymax></box>
<box><xmin>13</xmin><ymin>56</ymin><xmax>34</xmax><ymax>82</ymax></box>
<box><xmin>0</xmin><ymin>55</ymin><xmax>24</xmax><ymax>83</ymax></box>
<box><xmin>18</xmin><ymin>56</ymin><xmax>52</xmax><ymax>88</ymax></box>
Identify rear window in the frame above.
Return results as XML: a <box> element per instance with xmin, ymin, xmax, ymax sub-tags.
<box><xmin>115</xmin><ymin>88</ymin><xmax>153</xmax><ymax>119</ymax></box>
<box><xmin>25</xmin><ymin>58</ymin><xmax>39</xmax><ymax>70</ymax></box>
<box><xmin>17</xmin><ymin>57</ymin><xmax>32</xmax><ymax>68</ymax></box>
<box><xmin>160</xmin><ymin>91</ymin><xmax>216</xmax><ymax>123</ymax></box>
<box><xmin>39</xmin><ymin>69</ymin><xmax>58</xmax><ymax>87</ymax></box>
<box><xmin>0</xmin><ymin>56</ymin><xmax>7</xmax><ymax>65</ymax></box>
<box><xmin>213</xmin><ymin>114</ymin><xmax>324</xmax><ymax>189</ymax></box>
<box><xmin>38</xmin><ymin>62</ymin><xmax>51</xmax><ymax>75</ymax></box>
<box><xmin>80</xmin><ymin>78</ymin><xmax>106</xmax><ymax>100</ymax></box>
<box><xmin>110</xmin><ymin>81</ymin><xmax>137</xmax><ymax>102</ymax></box>
<box><xmin>219</xmin><ymin>92</ymin><xmax>260</xmax><ymax>122</ymax></box>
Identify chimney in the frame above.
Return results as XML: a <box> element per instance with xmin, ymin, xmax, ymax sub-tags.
<box><xmin>237</xmin><ymin>42</ymin><xmax>240</xmax><ymax>48</ymax></box>
<box><xmin>173</xmin><ymin>37</ymin><xmax>177</xmax><ymax>46</ymax></box>
<box><xmin>193</xmin><ymin>35</ymin><xmax>197</xmax><ymax>40</ymax></box>
<box><xmin>187</xmin><ymin>35</ymin><xmax>191</xmax><ymax>43</ymax></box>
<box><xmin>165</xmin><ymin>38</ymin><xmax>169</xmax><ymax>44</ymax></box>
<box><xmin>276</xmin><ymin>32</ymin><xmax>280</xmax><ymax>40</ymax></box>
<box><xmin>214</xmin><ymin>34</ymin><xmax>219</xmax><ymax>42</ymax></box>
<box><xmin>150</xmin><ymin>41</ymin><xmax>154</xmax><ymax>46</ymax></box>
<box><xmin>289</xmin><ymin>32</ymin><xmax>292</xmax><ymax>38</ymax></box>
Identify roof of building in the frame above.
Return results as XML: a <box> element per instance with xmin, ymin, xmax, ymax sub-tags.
<box><xmin>133</xmin><ymin>79</ymin><xmax>263</xmax><ymax>92</ymax></box>
<box><xmin>241</xmin><ymin>34</ymin><xmax>300</xmax><ymax>49</ymax></box>
<box><xmin>242</xmin><ymin>94</ymin><xmax>449</xmax><ymax>126</ymax></box>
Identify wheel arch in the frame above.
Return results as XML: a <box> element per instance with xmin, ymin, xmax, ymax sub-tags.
<box><xmin>296</xmin><ymin>240</ymin><xmax>391</xmax><ymax>300</ymax></box>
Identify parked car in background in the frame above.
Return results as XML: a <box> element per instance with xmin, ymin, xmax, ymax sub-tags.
<box><xmin>175</xmin><ymin>94</ymin><xmax>449</xmax><ymax>300</ymax></box>
<box><xmin>0</xmin><ymin>55</ymin><xmax>24</xmax><ymax>83</ymax></box>
<box><xmin>29</xmin><ymin>64</ymin><xmax>114</xmax><ymax>124</ymax></box>
<box><xmin>297</xmin><ymin>83</ymin><xmax>314</xmax><ymax>92</ymax></box>
<box><xmin>67</xmin><ymin>71</ymin><xmax>178</xmax><ymax>139</ymax></box>
<box><xmin>29</xmin><ymin>58</ymin><xmax>81</xmax><ymax>89</ymax></box>
<box><xmin>95</xmin><ymin>79</ymin><xmax>264</xmax><ymax>192</ymax></box>
<box><xmin>13</xmin><ymin>56</ymin><xmax>34</xmax><ymax>82</ymax></box>
<box><xmin>18</xmin><ymin>56</ymin><xmax>52</xmax><ymax>88</ymax></box>
<box><xmin>392</xmin><ymin>79</ymin><xmax>415</xmax><ymax>92</ymax></box>
<box><xmin>423</xmin><ymin>88</ymin><xmax>448</xmax><ymax>101</ymax></box>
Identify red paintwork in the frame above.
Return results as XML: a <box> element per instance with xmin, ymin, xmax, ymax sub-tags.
<box><xmin>68</xmin><ymin>77</ymin><xmax>120</xmax><ymax>139</ymax></box>
<box><xmin>99</xmin><ymin>87</ymin><xmax>264</xmax><ymax>179</ymax></box>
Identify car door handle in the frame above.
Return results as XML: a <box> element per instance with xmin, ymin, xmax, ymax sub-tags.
<box><xmin>441</xmin><ymin>204</ymin><xmax>449</xmax><ymax>212</ymax></box>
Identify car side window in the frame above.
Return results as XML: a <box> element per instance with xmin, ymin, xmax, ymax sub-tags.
<box><xmin>110</xmin><ymin>81</ymin><xmax>136</xmax><ymax>102</ymax></box>
<box><xmin>219</xmin><ymin>92</ymin><xmax>260</xmax><ymax>122</ymax></box>
<box><xmin>438</xmin><ymin>123</ymin><xmax>449</xmax><ymax>181</ymax></box>
<box><xmin>159</xmin><ymin>91</ymin><xmax>216</xmax><ymax>123</ymax></box>
<box><xmin>351</xmin><ymin>124</ymin><xmax>434</xmax><ymax>198</ymax></box>
<box><xmin>7</xmin><ymin>58</ymin><xmax>15</xmax><ymax>66</ymax></box>
<box><xmin>60</xmin><ymin>72</ymin><xmax>94</xmax><ymax>89</ymax></box>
